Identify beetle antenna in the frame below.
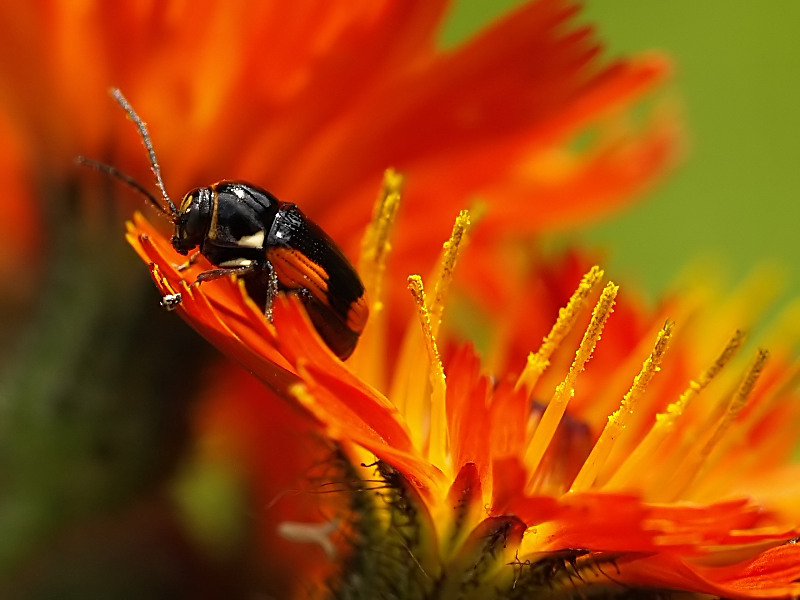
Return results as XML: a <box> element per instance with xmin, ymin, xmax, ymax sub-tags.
<box><xmin>110</xmin><ymin>88</ymin><xmax>179</xmax><ymax>217</ymax></box>
<box><xmin>75</xmin><ymin>156</ymin><xmax>171</xmax><ymax>217</ymax></box>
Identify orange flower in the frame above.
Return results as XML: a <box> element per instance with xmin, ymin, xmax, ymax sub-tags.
<box><xmin>0</xmin><ymin>1</ymin><xmax>684</xmax><ymax>594</ymax></box>
<box><xmin>0</xmin><ymin>0</ymin><xmax>676</xmax><ymax>282</ymax></box>
<box><xmin>129</xmin><ymin>171</ymin><xmax>800</xmax><ymax>597</ymax></box>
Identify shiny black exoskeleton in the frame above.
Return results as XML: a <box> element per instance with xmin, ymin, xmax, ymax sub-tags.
<box><xmin>81</xmin><ymin>89</ymin><xmax>368</xmax><ymax>360</ymax></box>
<box><xmin>173</xmin><ymin>181</ymin><xmax>368</xmax><ymax>360</ymax></box>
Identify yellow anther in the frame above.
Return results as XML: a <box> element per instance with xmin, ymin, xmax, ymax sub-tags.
<box><xmin>408</xmin><ymin>275</ymin><xmax>449</xmax><ymax>470</ymax></box>
<box><xmin>351</xmin><ymin>169</ymin><xmax>404</xmax><ymax>388</ymax></box>
<box><xmin>570</xmin><ymin>320</ymin><xmax>673</xmax><ymax>493</ymax></box>
<box><xmin>428</xmin><ymin>210</ymin><xmax>471</xmax><ymax>338</ymax></box>
<box><xmin>515</xmin><ymin>266</ymin><xmax>604</xmax><ymax>394</ymax></box>
<box><xmin>606</xmin><ymin>329</ymin><xmax>746</xmax><ymax>491</ymax></box>
<box><xmin>358</xmin><ymin>168</ymin><xmax>404</xmax><ymax>305</ymax></box>
<box><xmin>700</xmin><ymin>348</ymin><xmax>769</xmax><ymax>460</ymax></box>
<box><xmin>524</xmin><ymin>281</ymin><xmax>618</xmax><ymax>487</ymax></box>
<box><xmin>663</xmin><ymin>349</ymin><xmax>769</xmax><ymax>501</ymax></box>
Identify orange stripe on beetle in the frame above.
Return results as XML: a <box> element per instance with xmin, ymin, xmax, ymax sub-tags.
<box><xmin>266</xmin><ymin>246</ymin><xmax>330</xmax><ymax>302</ymax></box>
<box><xmin>346</xmin><ymin>292</ymin><xmax>369</xmax><ymax>334</ymax></box>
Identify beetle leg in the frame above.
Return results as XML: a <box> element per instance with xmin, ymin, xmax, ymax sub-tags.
<box><xmin>192</xmin><ymin>264</ymin><xmax>257</xmax><ymax>286</ymax></box>
<box><xmin>175</xmin><ymin>250</ymin><xmax>201</xmax><ymax>272</ymax></box>
<box><xmin>263</xmin><ymin>262</ymin><xmax>279</xmax><ymax>322</ymax></box>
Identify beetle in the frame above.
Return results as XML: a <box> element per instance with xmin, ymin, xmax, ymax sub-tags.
<box><xmin>81</xmin><ymin>89</ymin><xmax>367</xmax><ymax>360</ymax></box>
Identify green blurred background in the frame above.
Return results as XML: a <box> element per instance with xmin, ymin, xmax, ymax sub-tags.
<box><xmin>448</xmin><ymin>0</ymin><xmax>800</xmax><ymax>300</ymax></box>
<box><xmin>3</xmin><ymin>2</ymin><xmax>799</xmax><ymax>596</ymax></box>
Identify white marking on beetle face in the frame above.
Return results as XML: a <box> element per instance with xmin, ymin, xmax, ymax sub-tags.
<box><xmin>219</xmin><ymin>257</ymin><xmax>254</xmax><ymax>268</ymax></box>
<box><xmin>236</xmin><ymin>230</ymin><xmax>265</xmax><ymax>249</ymax></box>
<box><xmin>233</xmin><ymin>187</ymin><xmax>246</xmax><ymax>199</ymax></box>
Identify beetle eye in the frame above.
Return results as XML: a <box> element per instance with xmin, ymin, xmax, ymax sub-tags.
<box><xmin>172</xmin><ymin>191</ymin><xmax>209</xmax><ymax>253</ymax></box>
<box><xmin>182</xmin><ymin>201</ymin><xmax>203</xmax><ymax>237</ymax></box>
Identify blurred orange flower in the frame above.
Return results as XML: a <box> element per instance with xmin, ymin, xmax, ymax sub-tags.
<box><xmin>189</xmin><ymin>361</ymin><xmax>344</xmax><ymax>597</ymax></box>
<box><xmin>129</xmin><ymin>170</ymin><xmax>800</xmax><ymax>596</ymax></box>
<box><xmin>0</xmin><ymin>115</ymin><xmax>40</xmax><ymax>295</ymax></box>
<box><xmin>0</xmin><ymin>0</ymin><xmax>676</xmax><ymax>282</ymax></box>
<box><xmin>16</xmin><ymin>0</ymin><xmax>773</xmax><ymax>595</ymax></box>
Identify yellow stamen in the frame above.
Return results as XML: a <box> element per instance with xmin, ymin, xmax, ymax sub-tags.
<box><xmin>389</xmin><ymin>211</ymin><xmax>470</xmax><ymax>456</ymax></box>
<box><xmin>428</xmin><ymin>210</ymin><xmax>471</xmax><ymax>338</ymax></box>
<box><xmin>515</xmin><ymin>266</ymin><xmax>604</xmax><ymax>394</ymax></box>
<box><xmin>408</xmin><ymin>276</ymin><xmax>449</xmax><ymax>471</ymax></box>
<box><xmin>390</xmin><ymin>326</ymin><xmax>429</xmax><ymax>449</ymax></box>
<box><xmin>606</xmin><ymin>330</ymin><xmax>746</xmax><ymax>491</ymax></box>
<box><xmin>702</xmin><ymin>349</ymin><xmax>770</xmax><ymax>461</ymax></box>
<box><xmin>666</xmin><ymin>349</ymin><xmax>769</xmax><ymax>500</ymax></box>
<box><xmin>358</xmin><ymin>168</ymin><xmax>404</xmax><ymax>302</ymax></box>
<box><xmin>569</xmin><ymin>320</ymin><xmax>673</xmax><ymax>493</ymax></box>
<box><xmin>698</xmin><ymin>362</ymin><xmax>800</xmax><ymax>491</ymax></box>
<box><xmin>524</xmin><ymin>282</ymin><xmax>618</xmax><ymax>488</ymax></box>
<box><xmin>350</xmin><ymin>169</ymin><xmax>403</xmax><ymax>389</ymax></box>
<box><xmin>730</xmin><ymin>361</ymin><xmax>800</xmax><ymax>449</ymax></box>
